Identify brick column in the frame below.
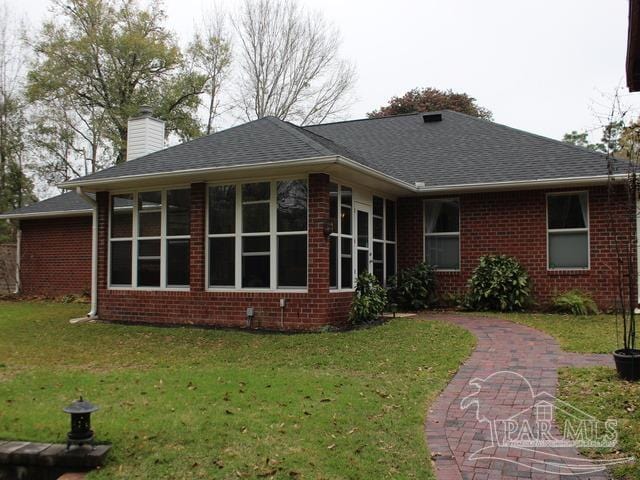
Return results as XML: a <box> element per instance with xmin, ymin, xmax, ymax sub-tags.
<box><xmin>190</xmin><ymin>183</ymin><xmax>206</xmax><ymax>291</ymax></box>
<box><xmin>96</xmin><ymin>191</ymin><xmax>110</xmax><ymax>293</ymax></box>
<box><xmin>308</xmin><ymin>173</ymin><xmax>330</xmax><ymax>295</ymax></box>
<box><xmin>397</xmin><ymin>196</ymin><xmax>423</xmax><ymax>270</ymax></box>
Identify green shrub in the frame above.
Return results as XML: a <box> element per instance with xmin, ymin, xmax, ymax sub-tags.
<box><xmin>552</xmin><ymin>290</ymin><xmax>598</xmax><ymax>315</ymax></box>
<box><xmin>464</xmin><ymin>255</ymin><xmax>530</xmax><ymax>312</ymax></box>
<box><xmin>349</xmin><ymin>272</ymin><xmax>388</xmax><ymax>325</ymax></box>
<box><xmin>388</xmin><ymin>262</ymin><xmax>436</xmax><ymax>311</ymax></box>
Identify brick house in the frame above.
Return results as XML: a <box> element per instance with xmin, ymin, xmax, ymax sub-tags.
<box><xmin>1</xmin><ymin>110</ymin><xmax>635</xmax><ymax>330</ymax></box>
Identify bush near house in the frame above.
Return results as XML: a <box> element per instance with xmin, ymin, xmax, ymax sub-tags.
<box><xmin>463</xmin><ymin>255</ymin><xmax>530</xmax><ymax>312</ymax></box>
<box><xmin>349</xmin><ymin>272</ymin><xmax>388</xmax><ymax>324</ymax></box>
<box><xmin>552</xmin><ymin>290</ymin><xmax>598</xmax><ymax>316</ymax></box>
<box><xmin>387</xmin><ymin>262</ymin><xmax>436</xmax><ymax>311</ymax></box>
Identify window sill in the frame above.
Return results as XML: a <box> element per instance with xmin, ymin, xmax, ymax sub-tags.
<box><xmin>434</xmin><ymin>269</ymin><xmax>461</xmax><ymax>274</ymax></box>
<box><xmin>205</xmin><ymin>288</ymin><xmax>308</xmax><ymax>294</ymax></box>
<box><xmin>330</xmin><ymin>289</ymin><xmax>355</xmax><ymax>293</ymax></box>
<box><xmin>108</xmin><ymin>286</ymin><xmax>191</xmax><ymax>292</ymax></box>
<box><xmin>547</xmin><ymin>269</ymin><xmax>590</xmax><ymax>275</ymax></box>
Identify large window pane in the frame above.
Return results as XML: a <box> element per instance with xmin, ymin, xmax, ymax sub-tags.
<box><xmin>167</xmin><ymin>239</ymin><xmax>190</xmax><ymax>286</ymax></box>
<box><xmin>138</xmin><ymin>191</ymin><xmax>162</xmax><ymax>237</ymax></box>
<box><xmin>243</xmin><ymin>236</ymin><xmax>270</xmax><ymax>253</ymax></box>
<box><xmin>386</xmin><ymin>243</ymin><xmax>396</xmax><ymax>280</ymax></box>
<box><xmin>548</xmin><ymin>193</ymin><xmax>587</xmax><ymax>229</ymax></box>
<box><xmin>330</xmin><ymin>236</ymin><xmax>337</xmax><ymax>288</ymax></box>
<box><xmin>138</xmin><ymin>259</ymin><xmax>160</xmax><ymax>287</ymax></box>
<box><xmin>138</xmin><ymin>239</ymin><xmax>160</xmax><ymax>287</ymax></box>
<box><xmin>425</xmin><ymin>236</ymin><xmax>459</xmax><ymax>270</ymax></box>
<box><xmin>167</xmin><ymin>189</ymin><xmax>190</xmax><ymax>236</ymax></box>
<box><xmin>549</xmin><ymin>232</ymin><xmax>588</xmax><ymax>269</ymax></box>
<box><xmin>277</xmin><ymin>180</ymin><xmax>307</xmax><ymax>232</ymax></box>
<box><xmin>209</xmin><ymin>185</ymin><xmax>236</xmax><ymax>234</ymax></box>
<box><xmin>278</xmin><ymin>235</ymin><xmax>307</xmax><ymax>287</ymax></box>
<box><xmin>373</xmin><ymin>242</ymin><xmax>384</xmax><ymax>283</ymax></box>
<box><xmin>209</xmin><ymin>237</ymin><xmax>235</xmax><ymax>286</ymax></box>
<box><xmin>110</xmin><ymin>241</ymin><xmax>132</xmax><ymax>285</ymax></box>
<box><xmin>329</xmin><ymin>183</ymin><xmax>338</xmax><ymax>233</ymax></box>
<box><xmin>242</xmin><ymin>182</ymin><xmax>270</xmax><ymax>202</ymax></box>
<box><xmin>341</xmin><ymin>238</ymin><xmax>352</xmax><ymax>289</ymax></box>
<box><xmin>386</xmin><ymin>200</ymin><xmax>396</xmax><ymax>241</ymax></box>
<box><xmin>242</xmin><ymin>256</ymin><xmax>270</xmax><ymax>288</ymax></box>
<box><xmin>357</xmin><ymin>210</ymin><xmax>368</xmax><ymax>247</ymax></box>
<box><xmin>341</xmin><ymin>186</ymin><xmax>352</xmax><ymax>206</ymax></box>
<box><xmin>243</xmin><ymin>203</ymin><xmax>270</xmax><ymax>233</ymax></box>
<box><xmin>425</xmin><ymin>199</ymin><xmax>459</xmax><ymax>233</ymax></box>
<box><xmin>111</xmin><ymin>194</ymin><xmax>133</xmax><ymax>238</ymax></box>
<box><xmin>341</xmin><ymin>206</ymin><xmax>352</xmax><ymax>235</ymax></box>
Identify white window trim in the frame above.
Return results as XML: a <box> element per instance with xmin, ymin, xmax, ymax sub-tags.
<box><xmin>546</xmin><ymin>191</ymin><xmax>590</xmax><ymax>271</ymax></box>
<box><xmin>329</xmin><ymin>182</ymin><xmax>355</xmax><ymax>292</ymax></box>
<box><xmin>108</xmin><ymin>187</ymin><xmax>191</xmax><ymax>291</ymax></box>
<box><xmin>372</xmin><ymin>195</ymin><xmax>397</xmax><ymax>287</ymax></box>
<box><xmin>205</xmin><ymin>177</ymin><xmax>309</xmax><ymax>292</ymax></box>
<box><xmin>423</xmin><ymin>197</ymin><xmax>461</xmax><ymax>272</ymax></box>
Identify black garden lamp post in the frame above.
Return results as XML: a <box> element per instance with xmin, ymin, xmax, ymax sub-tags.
<box><xmin>63</xmin><ymin>396</ymin><xmax>99</xmax><ymax>449</ymax></box>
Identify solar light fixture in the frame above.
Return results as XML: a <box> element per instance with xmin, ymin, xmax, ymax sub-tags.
<box><xmin>63</xmin><ymin>396</ymin><xmax>99</xmax><ymax>450</ymax></box>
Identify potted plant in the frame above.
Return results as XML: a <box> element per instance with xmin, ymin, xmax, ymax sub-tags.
<box><xmin>605</xmin><ymin>105</ymin><xmax>640</xmax><ymax>381</ymax></box>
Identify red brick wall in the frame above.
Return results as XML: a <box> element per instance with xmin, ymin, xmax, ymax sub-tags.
<box><xmin>96</xmin><ymin>175</ymin><xmax>353</xmax><ymax>331</ymax></box>
<box><xmin>397</xmin><ymin>185</ymin><xmax>636</xmax><ymax>310</ymax></box>
<box><xmin>19</xmin><ymin>216</ymin><xmax>92</xmax><ymax>296</ymax></box>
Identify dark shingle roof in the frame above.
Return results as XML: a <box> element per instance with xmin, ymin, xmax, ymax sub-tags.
<box><xmin>5</xmin><ymin>111</ymin><xmax>621</xmax><ymax>218</ymax></box>
<box><xmin>305</xmin><ymin>111</ymin><xmax>614</xmax><ymax>187</ymax></box>
<box><xmin>0</xmin><ymin>191</ymin><xmax>92</xmax><ymax>218</ymax></box>
<box><xmin>73</xmin><ymin>116</ymin><xmax>348</xmax><ymax>183</ymax></box>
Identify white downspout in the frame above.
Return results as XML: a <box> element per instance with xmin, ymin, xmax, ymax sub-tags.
<box><xmin>76</xmin><ymin>187</ymin><xmax>98</xmax><ymax>318</ymax></box>
<box><xmin>14</xmin><ymin>221</ymin><xmax>20</xmax><ymax>294</ymax></box>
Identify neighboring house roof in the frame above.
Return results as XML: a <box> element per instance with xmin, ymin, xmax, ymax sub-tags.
<box><xmin>2</xmin><ymin>111</ymin><xmax>624</xmax><ymax>218</ymax></box>
<box><xmin>0</xmin><ymin>191</ymin><xmax>92</xmax><ymax>219</ymax></box>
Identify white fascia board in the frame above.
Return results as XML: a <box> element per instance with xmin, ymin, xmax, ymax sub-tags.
<box><xmin>56</xmin><ymin>153</ymin><xmax>626</xmax><ymax>196</ymax></box>
<box><xmin>0</xmin><ymin>209</ymin><xmax>93</xmax><ymax>220</ymax></box>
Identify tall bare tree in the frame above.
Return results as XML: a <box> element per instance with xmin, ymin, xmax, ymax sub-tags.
<box><xmin>189</xmin><ymin>12</ymin><xmax>232</xmax><ymax>135</ymax></box>
<box><xmin>233</xmin><ymin>0</ymin><xmax>355</xmax><ymax>125</ymax></box>
<box><xmin>0</xmin><ymin>4</ymin><xmax>35</xmax><ymax>241</ymax></box>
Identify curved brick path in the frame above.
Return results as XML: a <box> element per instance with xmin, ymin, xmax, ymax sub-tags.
<box><xmin>425</xmin><ymin>314</ymin><xmax>614</xmax><ymax>480</ymax></box>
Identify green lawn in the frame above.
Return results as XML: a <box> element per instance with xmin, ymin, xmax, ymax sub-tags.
<box><xmin>0</xmin><ymin>301</ymin><xmax>474</xmax><ymax>479</ymax></box>
<box><xmin>473</xmin><ymin>312</ymin><xmax>619</xmax><ymax>353</ymax></box>
<box><xmin>558</xmin><ymin>368</ymin><xmax>640</xmax><ymax>479</ymax></box>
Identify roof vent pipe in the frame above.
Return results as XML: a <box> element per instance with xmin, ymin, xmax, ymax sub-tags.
<box><xmin>126</xmin><ymin>105</ymin><xmax>165</xmax><ymax>161</ymax></box>
<box><xmin>422</xmin><ymin>113</ymin><xmax>442</xmax><ymax>123</ymax></box>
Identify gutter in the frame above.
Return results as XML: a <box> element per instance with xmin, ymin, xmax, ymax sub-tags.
<box><xmin>75</xmin><ymin>187</ymin><xmax>98</xmax><ymax>319</ymax></box>
<box><xmin>0</xmin><ymin>209</ymin><xmax>92</xmax><ymax>220</ymax></box>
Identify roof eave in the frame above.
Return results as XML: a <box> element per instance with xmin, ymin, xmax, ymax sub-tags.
<box><xmin>57</xmin><ymin>155</ymin><xmax>417</xmax><ymax>193</ymax></box>
<box><xmin>0</xmin><ymin>209</ymin><xmax>93</xmax><ymax>220</ymax></box>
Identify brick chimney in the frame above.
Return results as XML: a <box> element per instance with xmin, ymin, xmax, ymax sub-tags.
<box><xmin>126</xmin><ymin>106</ymin><xmax>165</xmax><ymax>161</ymax></box>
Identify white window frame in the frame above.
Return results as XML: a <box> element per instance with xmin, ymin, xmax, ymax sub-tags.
<box><xmin>372</xmin><ymin>195</ymin><xmax>397</xmax><ymax>286</ymax></box>
<box><xmin>108</xmin><ymin>187</ymin><xmax>191</xmax><ymax>291</ymax></box>
<box><xmin>205</xmin><ymin>177</ymin><xmax>309</xmax><ymax>292</ymax></box>
<box><xmin>423</xmin><ymin>197</ymin><xmax>461</xmax><ymax>272</ymax></box>
<box><xmin>546</xmin><ymin>191</ymin><xmax>590</xmax><ymax>271</ymax></box>
<box><xmin>329</xmin><ymin>182</ymin><xmax>355</xmax><ymax>292</ymax></box>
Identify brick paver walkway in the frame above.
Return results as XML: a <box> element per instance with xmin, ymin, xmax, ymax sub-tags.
<box><xmin>425</xmin><ymin>314</ymin><xmax>615</xmax><ymax>480</ymax></box>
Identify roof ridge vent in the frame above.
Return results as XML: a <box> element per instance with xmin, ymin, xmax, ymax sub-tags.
<box><xmin>422</xmin><ymin>113</ymin><xmax>442</xmax><ymax>123</ymax></box>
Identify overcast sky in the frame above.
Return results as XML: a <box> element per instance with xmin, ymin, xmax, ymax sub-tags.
<box><xmin>11</xmin><ymin>0</ymin><xmax>639</xmax><ymax>142</ymax></box>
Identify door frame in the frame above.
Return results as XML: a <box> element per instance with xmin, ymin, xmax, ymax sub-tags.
<box><xmin>354</xmin><ymin>201</ymin><xmax>372</xmax><ymax>278</ymax></box>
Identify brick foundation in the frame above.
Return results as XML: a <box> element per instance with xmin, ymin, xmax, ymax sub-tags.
<box><xmin>397</xmin><ymin>185</ymin><xmax>636</xmax><ymax>310</ymax></box>
<box><xmin>19</xmin><ymin>216</ymin><xmax>92</xmax><ymax>296</ymax></box>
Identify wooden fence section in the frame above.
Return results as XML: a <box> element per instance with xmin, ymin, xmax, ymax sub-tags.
<box><xmin>0</xmin><ymin>243</ymin><xmax>16</xmax><ymax>293</ymax></box>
